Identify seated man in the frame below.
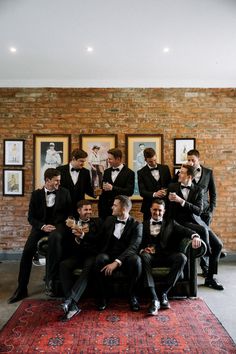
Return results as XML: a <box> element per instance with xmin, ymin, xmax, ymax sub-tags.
<box><xmin>140</xmin><ymin>199</ymin><xmax>202</xmax><ymax>316</ymax></box>
<box><xmin>94</xmin><ymin>195</ymin><xmax>143</xmax><ymax>311</ymax></box>
<box><xmin>168</xmin><ymin>164</ymin><xmax>224</xmax><ymax>290</ymax></box>
<box><xmin>8</xmin><ymin>168</ymin><xmax>72</xmax><ymax>304</ymax></box>
<box><xmin>60</xmin><ymin>200</ymin><xmax>102</xmax><ymax>321</ymax></box>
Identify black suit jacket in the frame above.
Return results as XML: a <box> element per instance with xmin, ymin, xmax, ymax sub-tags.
<box><xmin>168</xmin><ymin>182</ymin><xmax>204</xmax><ymax>226</ymax></box>
<box><xmin>98</xmin><ymin>165</ymin><xmax>135</xmax><ymax>219</ymax></box>
<box><xmin>141</xmin><ymin>218</ymin><xmax>195</xmax><ymax>253</ymax></box>
<box><xmin>138</xmin><ymin>164</ymin><xmax>171</xmax><ymax>215</ymax></box>
<box><xmin>28</xmin><ymin>187</ymin><xmax>72</xmax><ymax>231</ymax></box>
<box><xmin>57</xmin><ymin>164</ymin><xmax>94</xmax><ymax>214</ymax></box>
<box><xmin>98</xmin><ymin>216</ymin><xmax>142</xmax><ymax>263</ymax></box>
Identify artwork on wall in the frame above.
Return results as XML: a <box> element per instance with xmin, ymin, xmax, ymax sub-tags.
<box><xmin>174</xmin><ymin>138</ymin><xmax>196</xmax><ymax>165</ymax></box>
<box><xmin>4</xmin><ymin>140</ymin><xmax>24</xmax><ymax>166</ymax></box>
<box><xmin>3</xmin><ymin>169</ymin><xmax>24</xmax><ymax>196</ymax></box>
<box><xmin>34</xmin><ymin>135</ymin><xmax>71</xmax><ymax>189</ymax></box>
<box><xmin>125</xmin><ymin>134</ymin><xmax>163</xmax><ymax>200</ymax></box>
<box><xmin>79</xmin><ymin>134</ymin><xmax>117</xmax><ymax>191</ymax></box>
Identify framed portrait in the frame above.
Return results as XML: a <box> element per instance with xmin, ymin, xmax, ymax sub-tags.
<box><xmin>4</xmin><ymin>139</ymin><xmax>24</xmax><ymax>166</ymax></box>
<box><xmin>125</xmin><ymin>134</ymin><xmax>163</xmax><ymax>200</ymax></box>
<box><xmin>79</xmin><ymin>134</ymin><xmax>118</xmax><ymax>190</ymax></box>
<box><xmin>34</xmin><ymin>135</ymin><xmax>71</xmax><ymax>189</ymax></box>
<box><xmin>174</xmin><ymin>138</ymin><xmax>196</xmax><ymax>165</ymax></box>
<box><xmin>3</xmin><ymin>169</ymin><xmax>24</xmax><ymax>196</ymax></box>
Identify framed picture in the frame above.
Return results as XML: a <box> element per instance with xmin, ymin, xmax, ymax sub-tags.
<box><xmin>4</xmin><ymin>139</ymin><xmax>24</xmax><ymax>166</ymax></box>
<box><xmin>174</xmin><ymin>138</ymin><xmax>196</xmax><ymax>165</ymax></box>
<box><xmin>3</xmin><ymin>169</ymin><xmax>24</xmax><ymax>196</ymax></box>
<box><xmin>125</xmin><ymin>134</ymin><xmax>163</xmax><ymax>200</ymax></box>
<box><xmin>34</xmin><ymin>135</ymin><xmax>71</xmax><ymax>189</ymax></box>
<box><xmin>79</xmin><ymin>134</ymin><xmax>117</xmax><ymax>190</ymax></box>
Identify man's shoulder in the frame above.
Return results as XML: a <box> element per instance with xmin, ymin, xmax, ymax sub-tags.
<box><xmin>168</xmin><ymin>182</ymin><xmax>179</xmax><ymax>190</ymax></box>
<box><xmin>137</xmin><ymin>165</ymin><xmax>148</xmax><ymax>175</ymax></box>
<box><xmin>201</xmin><ymin>165</ymin><xmax>213</xmax><ymax>175</ymax></box>
<box><xmin>57</xmin><ymin>164</ymin><xmax>69</xmax><ymax>172</ymax></box>
<box><xmin>122</xmin><ymin>165</ymin><xmax>134</xmax><ymax>176</ymax></box>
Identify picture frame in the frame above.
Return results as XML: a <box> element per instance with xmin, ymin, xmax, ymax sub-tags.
<box><xmin>174</xmin><ymin>138</ymin><xmax>196</xmax><ymax>165</ymax></box>
<box><xmin>125</xmin><ymin>134</ymin><xmax>163</xmax><ymax>200</ymax></box>
<box><xmin>34</xmin><ymin>135</ymin><xmax>71</xmax><ymax>189</ymax></box>
<box><xmin>3</xmin><ymin>169</ymin><xmax>24</xmax><ymax>196</ymax></box>
<box><xmin>79</xmin><ymin>134</ymin><xmax>118</xmax><ymax>190</ymax></box>
<box><xmin>3</xmin><ymin>139</ymin><xmax>24</xmax><ymax>166</ymax></box>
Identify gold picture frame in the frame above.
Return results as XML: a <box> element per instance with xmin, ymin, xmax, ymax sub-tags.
<box><xmin>79</xmin><ymin>134</ymin><xmax>118</xmax><ymax>190</ymax></box>
<box><xmin>125</xmin><ymin>134</ymin><xmax>163</xmax><ymax>200</ymax></box>
<box><xmin>34</xmin><ymin>134</ymin><xmax>71</xmax><ymax>189</ymax></box>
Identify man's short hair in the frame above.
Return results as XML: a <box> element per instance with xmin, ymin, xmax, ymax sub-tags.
<box><xmin>151</xmin><ymin>198</ymin><xmax>166</xmax><ymax>208</ymax></box>
<box><xmin>114</xmin><ymin>195</ymin><xmax>132</xmax><ymax>212</ymax></box>
<box><xmin>76</xmin><ymin>200</ymin><xmax>92</xmax><ymax>209</ymax></box>
<box><xmin>71</xmin><ymin>148</ymin><xmax>88</xmax><ymax>160</ymax></box>
<box><xmin>182</xmin><ymin>164</ymin><xmax>196</xmax><ymax>177</ymax></box>
<box><xmin>44</xmin><ymin>168</ymin><xmax>60</xmax><ymax>181</ymax></box>
<box><xmin>144</xmin><ymin>147</ymin><xmax>156</xmax><ymax>159</ymax></box>
<box><xmin>108</xmin><ymin>148</ymin><xmax>122</xmax><ymax>159</ymax></box>
<box><xmin>187</xmin><ymin>149</ymin><xmax>200</xmax><ymax>158</ymax></box>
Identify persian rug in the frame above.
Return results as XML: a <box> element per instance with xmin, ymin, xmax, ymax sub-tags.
<box><xmin>0</xmin><ymin>298</ymin><xmax>235</xmax><ymax>353</ymax></box>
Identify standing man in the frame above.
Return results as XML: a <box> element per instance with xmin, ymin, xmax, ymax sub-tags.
<box><xmin>8</xmin><ymin>168</ymin><xmax>72</xmax><ymax>303</ymax></box>
<box><xmin>57</xmin><ymin>148</ymin><xmax>95</xmax><ymax>216</ymax></box>
<box><xmin>98</xmin><ymin>148</ymin><xmax>135</xmax><ymax>220</ymax></box>
<box><xmin>95</xmin><ymin>195</ymin><xmax>143</xmax><ymax>311</ymax></box>
<box><xmin>140</xmin><ymin>199</ymin><xmax>202</xmax><ymax>315</ymax></box>
<box><xmin>138</xmin><ymin>147</ymin><xmax>171</xmax><ymax>220</ymax></box>
<box><xmin>60</xmin><ymin>200</ymin><xmax>102</xmax><ymax>321</ymax></box>
<box><xmin>168</xmin><ymin>164</ymin><xmax>224</xmax><ymax>290</ymax></box>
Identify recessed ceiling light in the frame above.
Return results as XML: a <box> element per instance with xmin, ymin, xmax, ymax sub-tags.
<box><xmin>9</xmin><ymin>47</ymin><xmax>17</xmax><ymax>53</ymax></box>
<box><xmin>86</xmin><ymin>46</ymin><xmax>94</xmax><ymax>52</ymax></box>
<box><xmin>163</xmin><ymin>47</ymin><xmax>170</xmax><ymax>53</ymax></box>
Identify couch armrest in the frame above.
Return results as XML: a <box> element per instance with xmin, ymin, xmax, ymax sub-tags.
<box><xmin>37</xmin><ymin>236</ymin><xmax>49</xmax><ymax>257</ymax></box>
<box><xmin>179</xmin><ymin>238</ymin><xmax>207</xmax><ymax>259</ymax></box>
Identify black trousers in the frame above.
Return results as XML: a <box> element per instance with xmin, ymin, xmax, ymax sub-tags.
<box><xmin>17</xmin><ymin>224</ymin><xmax>67</xmax><ymax>289</ymax></box>
<box><xmin>94</xmin><ymin>253</ymin><xmax>142</xmax><ymax>299</ymax></box>
<box><xmin>140</xmin><ymin>251</ymin><xmax>187</xmax><ymax>294</ymax></box>
<box><xmin>60</xmin><ymin>255</ymin><xmax>96</xmax><ymax>300</ymax></box>
<box><xmin>184</xmin><ymin>222</ymin><xmax>222</xmax><ymax>276</ymax></box>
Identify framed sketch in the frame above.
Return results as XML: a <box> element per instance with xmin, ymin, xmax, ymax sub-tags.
<box><xmin>34</xmin><ymin>135</ymin><xmax>71</xmax><ymax>189</ymax></box>
<box><xmin>3</xmin><ymin>169</ymin><xmax>24</xmax><ymax>196</ymax></box>
<box><xmin>174</xmin><ymin>138</ymin><xmax>196</xmax><ymax>165</ymax></box>
<box><xmin>4</xmin><ymin>140</ymin><xmax>24</xmax><ymax>166</ymax></box>
<box><xmin>125</xmin><ymin>134</ymin><xmax>163</xmax><ymax>200</ymax></box>
<box><xmin>79</xmin><ymin>134</ymin><xmax>117</xmax><ymax>190</ymax></box>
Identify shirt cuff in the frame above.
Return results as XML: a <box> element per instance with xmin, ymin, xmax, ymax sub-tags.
<box><xmin>41</xmin><ymin>224</ymin><xmax>46</xmax><ymax>230</ymax></box>
<box><xmin>115</xmin><ymin>259</ymin><xmax>122</xmax><ymax>266</ymax></box>
<box><xmin>181</xmin><ymin>200</ymin><xmax>185</xmax><ymax>207</ymax></box>
<box><xmin>191</xmin><ymin>233</ymin><xmax>200</xmax><ymax>239</ymax></box>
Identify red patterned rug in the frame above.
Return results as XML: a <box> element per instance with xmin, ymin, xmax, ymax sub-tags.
<box><xmin>0</xmin><ymin>298</ymin><xmax>235</xmax><ymax>353</ymax></box>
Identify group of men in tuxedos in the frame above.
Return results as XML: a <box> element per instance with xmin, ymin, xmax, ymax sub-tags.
<box><xmin>8</xmin><ymin>146</ymin><xmax>224</xmax><ymax>321</ymax></box>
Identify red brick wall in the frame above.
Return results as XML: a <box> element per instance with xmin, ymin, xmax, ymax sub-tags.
<box><xmin>0</xmin><ymin>88</ymin><xmax>236</xmax><ymax>254</ymax></box>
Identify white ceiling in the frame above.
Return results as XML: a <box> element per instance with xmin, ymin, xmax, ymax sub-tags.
<box><xmin>0</xmin><ymin>0</ymin><xmax>235</xmax><ymax>88</ymax></box>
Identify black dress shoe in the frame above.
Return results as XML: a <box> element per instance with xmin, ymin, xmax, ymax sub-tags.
<box><xmin>220</xmin><ymin>251</ymin><xmax>227</xmax><ymax>259</ymax></box>
<box><xmin>61</xmin><ymin>298</ymin><xmax>73</xmax><ymax>314</ymax></box>
<box><xmin>97</xmin><ymin>298</ymin><xmax>107</xmax><ymax>311</ymax></box>
<box><xmin>147</xmin><ymin>300</ymin><xmax>160</xmax><ymax>316</ymax></box>
<box><xmin>160</xmin><ymin>293</ymin><xmax>170</xmax><ymax>309</ymax></box>
<box><xmin>199</xmin><ymin>265</ymin><xmax>209</xmax><ymax>278</ymax></box>
<box><xmin>8</xmin><ymin>287</ymin><xmax>28</xmax><ymax>304</ymax></box>
<box><xmin>130</xmin><ymin>296</ymin><xmax>140</xmax><ymax>311</ymax></box>
<box><xmin>45</xmin><ymin>280</ymin><xmax>56</xmax><ymax>297</ymax></box>
<box><xmin>61</xmin><ymin>300</ymin><xmax>81</xmax><ymax>322</ymax></box>
<box><xmin>205</xmin><ymin>278</ymin><xmax>224</xmax><ymax>290</ymax></box>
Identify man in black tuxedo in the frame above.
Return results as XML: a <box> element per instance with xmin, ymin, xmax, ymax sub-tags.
<box><xmin>140</xmin><ymin>199</ymin><xmax>202</xmax><ymax>315</ymax></box>
<box><xmin>95</xmin><ymin>195</ymin><xmax>143</xmax><ymax>311</ymax></box>
<box><xmin>168</xmin><ymin>164</ymin><xmax>224</xmax><ymax>290</ymax></box>
<box><xmin>57</xmin><ymin>148</ymin><xmax>95</xmax><ymax>216</ymax></box>
<box><xmin>98</xmin><ymin>148</ymin><xmax>135</xmax><ymax>220</ymax></box>
<box><xmin>59</xmin><ymin>200</ymin><xmax>102</xmax><ymax>321</ymax></box>
<box><xmin>138</xmin><ymin>147</ymin><xmax>171</xmax><ymax>220</ymax></box>
<box><xmin>8</xmin><ymin>168</ymin><xmax>72</xmax><ymax>304</ymax></box>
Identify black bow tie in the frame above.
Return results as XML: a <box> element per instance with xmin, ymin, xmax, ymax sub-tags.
<box><xmin>152</xmin><ymin>221</ymin><xmax>162</xmax><ymax>225</ymax></box>
<box><xmin>112</xmin><ymin>168</ymin><xmax>120</xmax><ymax>172</ymax></box>
<box><xmin>150</xmin><ymin>167</ymin><xmax>159</xmax><ymax>171</ymax></box>
<box><xmin>181</xmin><ymin>185</ymin><xmax>191</xmax><ymax>190</ymax></box>
<box><xmin>71</xmin><ymin>168</ymin><xmax>80</xmax><ymax>172</ymax></box>
<box><xmin>115</xmin><ymin>219</ymin><xmax>126</xmax><ymax>225</ymax></box>
<box><xmin>47</xmin><ymin>190</ymin><xmax>56</xmax><ymax>195</ymax></box>
<box><xmin>196</xmin><ymin>168</ymin><xmax>201</xmax><ymax>172</ymax></box>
